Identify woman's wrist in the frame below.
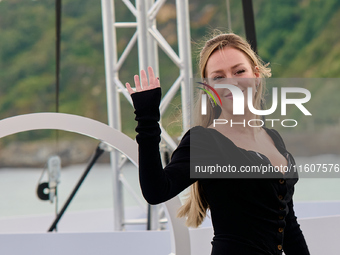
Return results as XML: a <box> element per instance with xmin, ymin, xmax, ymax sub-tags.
<box><xmin>131</xmin><ymin>87</ymin><xmax>162</xmax><ymax>122</ymax></box>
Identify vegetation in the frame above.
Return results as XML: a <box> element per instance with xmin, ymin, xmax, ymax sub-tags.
<box><xmin>0</xmin><ymin>0</ymin><xmax>339</xmax><ymax>143</ymax></box>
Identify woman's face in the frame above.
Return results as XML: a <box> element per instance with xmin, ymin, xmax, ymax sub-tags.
<box><xmin>205</xmin><ymin>46</ymin><xmax>260</xmax><ymax>116</ymax></box>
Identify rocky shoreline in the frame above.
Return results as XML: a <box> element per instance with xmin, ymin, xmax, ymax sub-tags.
<box><xmin>0</xmin><ymin>139</ymin><xmax>111</xmax><ymax>168</ymax></box>
<box><xmin>0</xmin><ymin>128</ymin><xmax>339</xmax><ymax>168</ymax></box>
<box><xmin>281</xmin><ymin>127</ymin><xmax>340</xmax><ymax>157</ymax></box>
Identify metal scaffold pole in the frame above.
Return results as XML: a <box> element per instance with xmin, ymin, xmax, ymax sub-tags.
<box><xmin>176</xmin><ymin>0</ymin><xmax>193</xmax><ymax>132</ymax></box>
<box><xmin>100</xmin><ymin>0</ymin><xmax>192</xmax><ymax>231</ymax></box>
<box><xmin>101</xmin><ymin>0</ymin><xmax>124</xmax><ymax>231</ymax></box>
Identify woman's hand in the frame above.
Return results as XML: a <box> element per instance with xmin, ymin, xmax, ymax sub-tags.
<box><xmin>126</xmin><ymin>66</ymin><xmax>160</xmax><ymax>95</ymax></box>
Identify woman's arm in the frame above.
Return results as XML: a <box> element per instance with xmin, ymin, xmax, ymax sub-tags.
<box><xmin>282</xmin><ymin>197</ymin><xmax>310</xmax><ymax>255</ymax></box>
<box><xmin>126</xmin><ymin>67</ymin><xmax>196</xmax><ymax>204</ymax></box>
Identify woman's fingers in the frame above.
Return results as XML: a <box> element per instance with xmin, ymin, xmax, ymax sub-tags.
<box><xmin>156</xmin><ymin>76</ymin><xmax>160</xmax><ymax>87</ymax></box>
<box><xmin>134</xmin><ymin>74</ymin><xmax>142</xmax><ymax>92</ymax></box>
<box><xmin>140</xmin><ymin>69</ymin><xmax>148</xmax><ymax>89</ymax></box>
<box><xmin>148</xmin><ymin>66</ymin><xmax>158</xmax><ymax>89</ymax></box>
<box><xmin>126</xmin><ymin>67</ymin><xmax>160</xmax><ymax>95</ymax></box>
<box><xmin>125</xmin><ymin>82</ymin><xmax>134</xmax><ymax>95</ymax></box>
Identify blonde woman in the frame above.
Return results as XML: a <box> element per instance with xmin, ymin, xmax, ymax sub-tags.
<box><xmin>126</xmin><ymin>33</ymin><xmax>310</xmax><ymax>255</ymax></box>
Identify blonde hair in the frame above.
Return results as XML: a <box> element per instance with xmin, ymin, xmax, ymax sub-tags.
<box><xmin>177</xmin><ymin>31</ymin><xmax>272</xmax><ymax>227</ymax></box>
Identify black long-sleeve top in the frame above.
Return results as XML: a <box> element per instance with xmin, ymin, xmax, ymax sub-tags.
<box><xmin>131</xmin><ymin>87</ymin><xmax>310</xmax><ymax>255</ymax></box>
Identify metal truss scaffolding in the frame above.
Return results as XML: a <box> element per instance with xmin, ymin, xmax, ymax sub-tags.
<box><xmin>100</xmin><ymin>0</ymin><xmax>193</xmax><ymax>231</ymax></box>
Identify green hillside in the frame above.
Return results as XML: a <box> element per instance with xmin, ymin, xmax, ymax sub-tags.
<box><xmin>0</xmin><ymin>0</ymin><xmax>339</xmax><ymax>143</ymax></box>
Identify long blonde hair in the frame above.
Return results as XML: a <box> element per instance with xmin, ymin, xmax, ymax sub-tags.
<box><xmin>177</xmin><ymin>32</ymin><xmax>272</xmax><ymax>227</ymax></box>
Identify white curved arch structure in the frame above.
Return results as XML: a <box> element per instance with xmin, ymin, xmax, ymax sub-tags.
<box><xmin>0</xmin><ymin>113</ymin><xmax>138</xmax><ymax>165</ymax></box>
<box><xmin>0</xmin><ymin>112</ymin><xmax>191</xmax><ymax>255</ymax></box>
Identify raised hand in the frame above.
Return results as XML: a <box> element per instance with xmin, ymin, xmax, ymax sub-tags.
<box><xmin>126</xmin><ymin>66</ymin><xmax>160</xmax><ymax>95</ymax></box>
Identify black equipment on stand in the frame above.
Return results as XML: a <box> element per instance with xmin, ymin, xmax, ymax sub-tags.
<box><xmin>48</xmin><ymin>144</ymin><xmax>105</xmax><ymax>232</ymax></box>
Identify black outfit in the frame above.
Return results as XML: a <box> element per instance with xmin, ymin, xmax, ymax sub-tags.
<box><xmin>131</xmin><ymin>88</ymin><xmax>310</xmax><ymax>255</ymax></box>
